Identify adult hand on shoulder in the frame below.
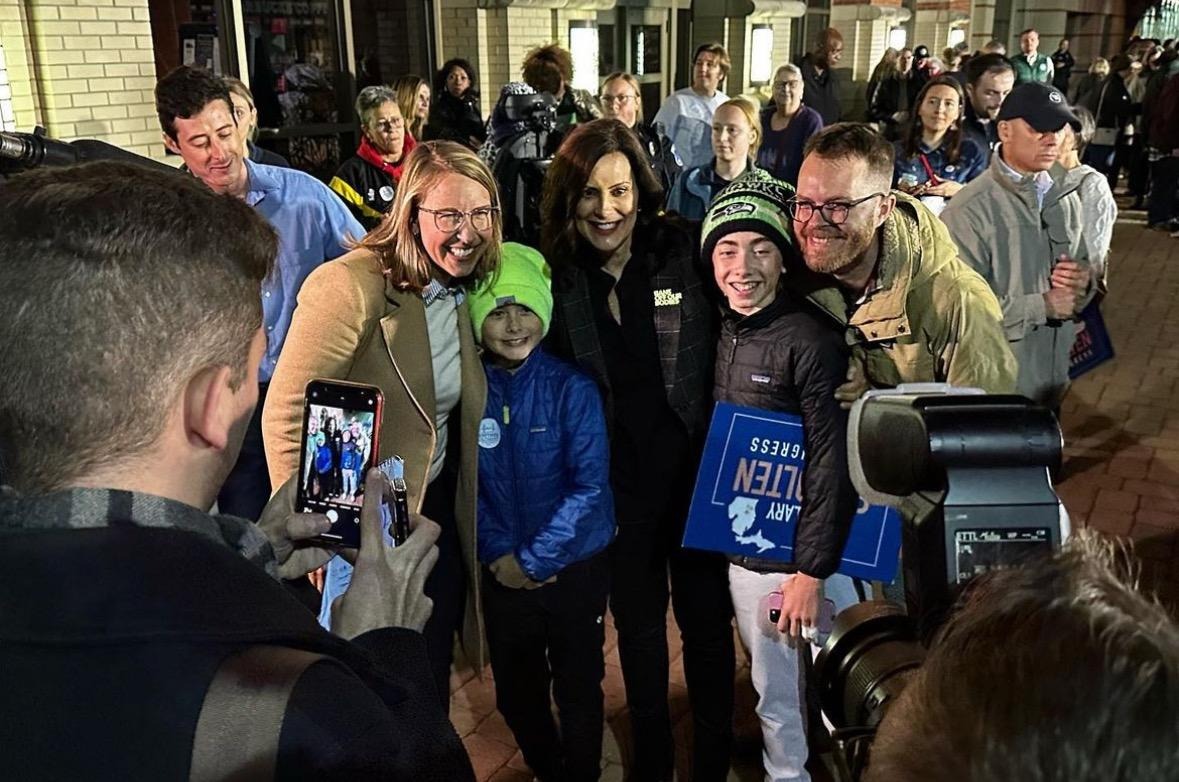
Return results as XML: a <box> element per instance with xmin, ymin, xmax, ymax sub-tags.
<box><xmin>331</xmin><ymin>469</ymin><xmax>440</xmax><ymax>638</ymax></box>
<box><xmin>776</xmin><ymin>573</ymin><xmax>821</xmax><ymax>643</ymax></box>
<box><xmin>257</xmin><ymin>476</ymin><xmax>336</xmax><ymax>581</ymax></box>
<box><xmin>835</xmin><ymin>354</ymin><xmax>870</xmax><ymax>410</ymax></box>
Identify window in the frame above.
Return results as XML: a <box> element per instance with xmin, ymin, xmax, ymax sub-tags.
<box><xmin>569</xmin><ymin>21</ymin><xmax>600</xmax><ymax>92</ymax></box>
<box><xmin>631</xmin><ymin>24</ymin><xmax>662</xmax><ymax>76</ymax></box>
<box><xmin>0</xmin><ymin>43</ymin><xmax>14</xmax><ymax>132</ymax></box>
<box><xmin>750</xmin><ymin>24</ymin><xmax>774</xmax><ymax>84</ymax></box>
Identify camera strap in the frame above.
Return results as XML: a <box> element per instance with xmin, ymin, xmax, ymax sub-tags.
<box><xmin>189</xmin><ymin>645</ymin><xmax>327</xmax><ymax>782</ymax></box>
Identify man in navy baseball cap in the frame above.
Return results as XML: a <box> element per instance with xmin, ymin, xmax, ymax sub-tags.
<box><xmin>996</xmin><ymin>81</ymin><xmax>1081</xmax><ymax>132</ymax></box>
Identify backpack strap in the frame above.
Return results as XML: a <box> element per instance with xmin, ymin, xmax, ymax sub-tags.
<box><xmin>189</xmin><ymin>645</ymin><xmax>327</xmax><ymax>782</ymax></box>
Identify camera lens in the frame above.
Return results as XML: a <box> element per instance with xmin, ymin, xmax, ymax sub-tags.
<box><xmin>814</xmin><ymin>601</ymin><xmax>925</xmax><ymax>729</ymax></box>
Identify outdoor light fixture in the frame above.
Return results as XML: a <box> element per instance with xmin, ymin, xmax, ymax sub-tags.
<box><xmin>569</xmin><ymin>21</ymin><xmax>600</xmax><ymax>93</ymax></box>
<box><xmin>751</xmin><ymin>24</ymin><xmax>774</xmax><ymax>84</ymax></box>
<box><xmin>888</xmin><ymin>26</ymin><xmax>908</xmax><ymax>51</ymax></box>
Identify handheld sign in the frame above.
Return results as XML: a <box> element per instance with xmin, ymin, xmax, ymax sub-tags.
<box><xmin>683</xmin><ymin>402</ymin><xmax>902</xmax><ymax>582</ymax></box>
<box><xmin>1069</xmin><ymin>301</ymin><xmax>1114</xmax><ymax>379</ymax></box>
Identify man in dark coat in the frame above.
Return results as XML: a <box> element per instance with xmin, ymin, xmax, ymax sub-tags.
<box><xmin>0</xmin><ymin>162</ymin><xmax>474</xmax><ymax>781</ymax></box>
<box><xmin>797</xmin><ymin>28</ymin><xmax>845</xmax><ymax>125</ymax></box>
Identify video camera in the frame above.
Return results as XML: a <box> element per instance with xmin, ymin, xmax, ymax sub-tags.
<box><xmin>501</xmin><ymin>91</ymin><xmax>559</xmax><ymax>142</ymax></box>
<box><xmin>0</xmin><ymin>129</ymin><xmax>176</xmax><ymax>180</ymax></box>
<box><xmin>813</xmin><ymin>385</ymin><xmax>1066</xmax><ymax>780</ymax></box>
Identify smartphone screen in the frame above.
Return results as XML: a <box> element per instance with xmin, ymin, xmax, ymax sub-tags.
<box><xmin>295</xmin><ymin>379</ymin><xmax>383</xmax><ymax>547</ymax></box>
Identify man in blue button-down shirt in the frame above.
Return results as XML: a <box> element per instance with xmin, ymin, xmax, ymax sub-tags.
<box><xmin>156</xmin><ymin>66</ymin><xmax>363</xmax><ymax>522</ymax></box>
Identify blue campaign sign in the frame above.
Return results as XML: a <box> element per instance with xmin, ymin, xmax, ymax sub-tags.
<box><xmin>683</xmin><ymin>402</ymin><xmax>902</xmax><ymax>582</ymax></box>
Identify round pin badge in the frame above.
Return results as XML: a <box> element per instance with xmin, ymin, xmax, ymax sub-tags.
<box><xmin>478</xmin><ymin>418</ymin><xmax>501</xmax><ymax>448</ymax></box>
<box><xmin>379</xmin><ymin>185</ymin><xmax>395</xmax><ymax>202</ymax></box>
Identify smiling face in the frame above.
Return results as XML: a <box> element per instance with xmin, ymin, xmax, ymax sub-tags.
<box><xmin>574</xmin><ymin>151</ymin><xmax>639</xmax><ymax>261</ymax></box>
<box><xmin>793</xmin><ymin>154</ymin><xmax>892</xmax><ymax>279</ymax></box>
<box><xmin>918</xmin><ymin>84</ymin><xmax>962</xmax><ymax>136</ymax></box>
<box><xmin>998</xmin><ymin>117</ymin><xmax>1067</xmax><ymax>173</ymax></box>
<box><xmin>712</xmin><ymin>231</ymin><xmax>782</xmax><ymax>316</ymax></box>
<box><xmin>416</xmin><ymin>172</ymin><xmax>495</xmax><ymax>283</ymax></box>
<box><xmin>772</xmin><ymin>67</ymin><xmax>803</xmax><ymax>114</ymax></box>
<box><xmin>446</xmin><ymin>65</ymin><xmax>470</xmax><ymax>98</ymax></box>
<box><xmin>712</xmin><ymin>104</ymin><xmax>754</xmax><ymax>165</ymax></box>
<box><xmin>482</xmin><ymin>303</ymin><xmax>543</xmax><ymax>367</ymax></box>
<box><xmin>164</xmin><ymin>99</ymin><xmax>248</xmax><ymax>196</ymax></box>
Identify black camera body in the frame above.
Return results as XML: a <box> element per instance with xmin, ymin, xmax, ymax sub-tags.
<box><xmin>814</xmin><ymin>385</ymin><xmax>1068</xmax><ymax>779</ymax></box>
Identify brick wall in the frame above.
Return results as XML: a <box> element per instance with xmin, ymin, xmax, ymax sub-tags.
<box><xmin>2</xmin><ymin>0</ymin><xmax>163</xmax><ymax>159</ymax></box>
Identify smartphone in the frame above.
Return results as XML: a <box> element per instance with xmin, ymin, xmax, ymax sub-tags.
<box><xmin>295</xmin><ymin>379</ymin><xmax>383</xmax><ymax>547</ymax></box>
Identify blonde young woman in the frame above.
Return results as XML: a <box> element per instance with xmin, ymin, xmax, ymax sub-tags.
<box><xmin>667</xmin><ymin>96</ymin><xmax>761</xmax><ymax>219</ymax></box>
<box><xmin>263</xmin><ymin>140</ymin><xmax>502</xmax><ymax>706</ymax></box>
<box><xmin>223</xmin><ymin>76</ymin><xmax>290</xmax><ymax>167</ymax></box>
<box><xmin>394</xmin><ymin>74</ymin><xmax>431</xmax><ymax>141</ymax></box>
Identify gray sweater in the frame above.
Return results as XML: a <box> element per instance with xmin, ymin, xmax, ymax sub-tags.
<box><xmin>941</xmin><ymin>151</ymin><xmax>1094</xmax><ymax>407</ymax></box>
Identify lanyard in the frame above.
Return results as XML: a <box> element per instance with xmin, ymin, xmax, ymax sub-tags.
<box><xmin>917</xmin><ymin>153</ymin><xmax>942</xmax><ymax>186</ymax></box>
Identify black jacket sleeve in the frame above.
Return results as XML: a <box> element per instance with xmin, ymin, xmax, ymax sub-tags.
<box><xmin>276</xmin><ymin>628</ymin><xmax>474</xmax><ymax>781</ymax></box>
<box><xmin>790</xmin><ymin>331</ymin><xmax>859</xmax><ymax>579</ymax></box>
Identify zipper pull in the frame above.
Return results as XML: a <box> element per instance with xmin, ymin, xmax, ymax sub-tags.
<box><xmin>502</xmin><ymin>404</ymin><xmax>510</xmax><ymax>426</ymax></box>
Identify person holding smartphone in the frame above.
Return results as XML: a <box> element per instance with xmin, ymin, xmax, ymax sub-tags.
<box><xmin>263</xmin><ymin>140</ymin><xmax>502</xmax><ymax>707</ymax></box>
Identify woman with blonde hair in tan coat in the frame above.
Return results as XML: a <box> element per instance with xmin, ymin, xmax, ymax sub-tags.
<box><xmin>263</xmin><ymin>140</ymin><xmax>502</xmax><ymax>706</ymax></box>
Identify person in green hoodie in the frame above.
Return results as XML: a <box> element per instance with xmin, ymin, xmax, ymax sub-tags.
<box><xmin>785</xmin><ymin>122</ymin><xmax>1018</xmax><ymax>398</ymax></box>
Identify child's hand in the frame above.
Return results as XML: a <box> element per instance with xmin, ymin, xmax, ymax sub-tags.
<box><xmin>490</xmin><ymin>553</ymin><xmax>534</xmax><ymax>589</ymax></box>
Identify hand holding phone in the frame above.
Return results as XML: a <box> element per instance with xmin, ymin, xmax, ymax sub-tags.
<box><xmin>330</xmin><ymin>469</ymin><xmax>441</xmax><ymax>639</ymax></box>
<box><xmin>296</xmin><ymin>379</ymin><xmax>384</xmax><ymax>548</ymax></box>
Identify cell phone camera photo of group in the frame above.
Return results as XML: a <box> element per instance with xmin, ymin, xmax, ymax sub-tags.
<box><xmin>302</xmin><ymin>404</ymin><xmax>375</xmax><ymax>508</ymax></box>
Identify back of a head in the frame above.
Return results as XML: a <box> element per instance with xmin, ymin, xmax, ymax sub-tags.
<box><xmin>965</xmin><ymin>53</ymin><xmax>1015</xmax><ymax>86</ymax></box>
<box><xmin>802</xmin><ymin>122</ymin><xmax>895</xmax><ymax>191</ymax></box>
<box><xmin>866</xmin><ymin>530</ymin><xmax>1179</xmax><ymax>782</ymax></box>
<box><xmin>0</xmin><ymin>162</ymin><xmax>276</xmax><ymax>493</ymax></box>
<box><xmin>522</xmin><ymin>43</ymin><xmax>572</xmax><ymax>95</ymax></box>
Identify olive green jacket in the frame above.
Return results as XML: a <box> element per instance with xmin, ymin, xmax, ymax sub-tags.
<box><xmin>788</xmin><ymin>192</ymin><xmax>1018</xmax><ymax>393</ymax></box>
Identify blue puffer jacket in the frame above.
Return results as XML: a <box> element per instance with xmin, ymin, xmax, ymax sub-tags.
<box><xmin>477</xmin><ymin>347</ymin><xmax>615</xmax><ymax>582</ymax></box>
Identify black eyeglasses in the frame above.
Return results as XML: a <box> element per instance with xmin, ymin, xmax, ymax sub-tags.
<box><xmin>787</xmin><ymin>193</ymin><xmax>887</xmax><ymax>226</ymax></box>
<box><xmin>418</xmin><ymin>206</ymin><xmax>500</xmax><ymax>233</ymax></box>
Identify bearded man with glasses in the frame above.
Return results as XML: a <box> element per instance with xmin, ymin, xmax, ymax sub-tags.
<box><xmin>786</xmin><ymin>123</ymin><xmax>1017</xmax><ymax>399</ymax></box>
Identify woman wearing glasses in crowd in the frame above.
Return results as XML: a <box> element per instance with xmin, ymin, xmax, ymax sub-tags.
<box><xmin>329</xmin><ymin>86</ymin><xmax>417</xmax><ymax>230</ymax></box>
<box><xmin>892</xmin><ymin>75</ymin><xmax>985</xmax><ymax>216</ymax></box>
<box><xmin>757</xmin><ymin>64</ymin><xmax>823</xmax><ymax>188</ymax></box>
<box><xmin>264</xmin><ymin>140</ymin><xmax>502</xmax><ymax>707</ymax></box>
<box><xmin>599</xmin><ymin>71</ymin><xmax>682</xmax><ymax>194</ymax></box>
<box><xmin>223</xmin><ymin>77</ymin><xmax>290</xmax><ymax>167</ymax></box>
<box><xmin>541</xmin><ymin>118</ymin><xmax>735</xmax><ymax>782</ymax></box>
<box><xmin>668</xmin><ymin>96</ymin><xmax>760</xmax><ymax>219</ymax></box>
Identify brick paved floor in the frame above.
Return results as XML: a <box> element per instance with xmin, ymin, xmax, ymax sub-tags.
<box><xmin>452</xmin><ymin>205</ymin><xmax>1179</xmax><ymax>781</ymax></box>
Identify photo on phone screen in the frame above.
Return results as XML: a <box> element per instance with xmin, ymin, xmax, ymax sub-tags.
<box><xmin>296</xmin><ymin>380</ymin><xmax>383</xmax><ymax>547</ymax></box>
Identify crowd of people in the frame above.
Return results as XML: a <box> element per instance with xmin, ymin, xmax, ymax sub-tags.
<box><xmin>1</xmin><ymin>23</ymin><xmax>1178</xmax><ymax>782</ymax></box>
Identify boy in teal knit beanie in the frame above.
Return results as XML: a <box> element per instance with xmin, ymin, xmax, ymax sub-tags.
<box><xmin>467</xmin><ymin>242</ymin><xmax>615</xmax><ymax>781</ymax></box>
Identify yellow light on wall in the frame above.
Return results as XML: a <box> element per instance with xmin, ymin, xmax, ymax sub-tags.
<box><xmin>751</xmin><ymin>24</ymin><xmax>774</xmax><ymax>85</ymax></box>
<box><xmin>0</xmin><ymin>43</ymin><xmax>14</xmax><ymax>132</ymax></box>
<box><xmin>569</xmin><ymin>22</ymin><xmax>600</xmax><ymax>94</ymax></box>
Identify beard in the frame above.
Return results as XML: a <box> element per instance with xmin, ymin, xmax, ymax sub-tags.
<box><xmin>799</xmin><ymin>217</ymin><xmax>878</xmax><ymax>278</ymax></box>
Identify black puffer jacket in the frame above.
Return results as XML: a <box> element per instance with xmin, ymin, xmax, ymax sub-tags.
<box><xmin>715</xmin><ymin>291</ymin><xmax>857</xmax><ymax>578</ymax></box>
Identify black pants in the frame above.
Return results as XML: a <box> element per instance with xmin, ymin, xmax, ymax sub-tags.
<box><xmin>420</xmin><ymin>462</ymin><xmax>466</xmax><ymax>710</ymax></box>
<box><xmin>610</xmin><ymin>517</ymin><xmax>735</xmax><ymax>781</ymax></box>
<box><xmin>216</xmin><ymin>382</ymin><xmax>272</xmax><ymax>521</ymax></box>
<box><xmin>1149</xmin><ymin>156</ymin><xmax>1179</xmax><ymax>226</ymax></box>
<box><xmin>483</xmin><ymin>552</ymin><xmax>610</xmax><ymax>782</ymax></box>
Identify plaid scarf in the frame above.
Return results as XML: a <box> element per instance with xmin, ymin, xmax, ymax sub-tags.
<box><xmin>0</xmin><ymin>487</ymin><xmax>279</xmax><ymax>578</ymax></box>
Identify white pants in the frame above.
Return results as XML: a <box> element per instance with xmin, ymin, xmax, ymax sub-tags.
<box><xmin>728</xmin><ymin>565</ymin><xmax>860</xmax><ymax>782</ymax></box>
